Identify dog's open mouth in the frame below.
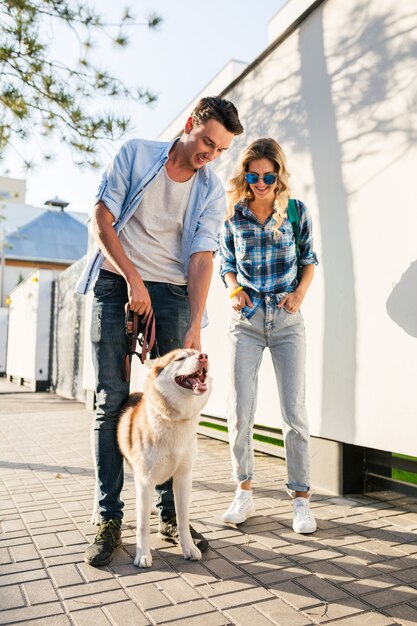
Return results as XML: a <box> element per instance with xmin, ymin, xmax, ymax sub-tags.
<box><xmin>175</xmin><ymin>368</ymin><xmax>208</xmax><ymax>393</ymax></box>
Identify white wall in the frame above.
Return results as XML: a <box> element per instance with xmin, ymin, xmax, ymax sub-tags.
<box><xmin>0</xmin><ymin>308</ymin><xmax>8</xmax><ymax>373</ymax></box>
<box><xmin>6</xmin><ymin>269</ymin><xmax>53</xmax><ymax>386</ymax></box>
<box><xmin>202</xmin><ymin>0</ymin><xmax>417</xmax><ymax>457</ymax></box>
<box><xmin>81</xmin><ymin>0</ymin><xmax>417</xmax><ymax>459</ymax></box>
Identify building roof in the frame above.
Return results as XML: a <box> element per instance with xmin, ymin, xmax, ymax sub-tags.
<box><xmin>5</xmin><ymin>209</ymin><xmax>88</xmax><ymax>263</ymax></box>
<box><xmin>1</xmin><ymin>201</ymin><xmax>88</xmax><ymax>232</ymax></box>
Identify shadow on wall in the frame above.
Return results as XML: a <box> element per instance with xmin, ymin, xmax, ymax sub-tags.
<box><xmin>386</xmin><ymin>260</ymin><xmax>417</xmax><ymax>339</ymax></box>
<box><xmin>222</xmin><ymin>2</ymin><xmax>417</xmax><ymax>443</ymax></box>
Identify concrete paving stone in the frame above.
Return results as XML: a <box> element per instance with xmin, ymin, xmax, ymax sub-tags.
<box><xmin>341</xmin><ymin>574</ymin><xmax>398</xmax><ymax>595</ymax></box>
<box><xmin>385</xmin><ymin>603</ymin><xmax>417</xmax><ymax>625</ymax></box>
<box><xmin>112</xmin><ymin>563</ymin><xmax>178</xmax><ymax>586</ymax></box>
<box><xmin>49</xmin><ymin>563</ymin><xmax>85</xmax><ymax>586</ymax></box>
<box><xmin>29</xmin><ymin>615</ymin><xmax>72</xmax><ymax>625</ymax></box>
<box><xmin>1</xmin><ymin>533</ymin><xmax>32</xmax><ymax>548</ymax></box>
<box><xmin>0</xmin><ymin>517</ymin><xmax>26</xmax><ymax>533</ymax></box>
<box><xmin>336</xmin><ymin>544</ymin><xmax>382</xmax><ymax>565</ymax></box>
<box><xmin>64</xmin><ymin>588</ymin><xmax>129</xmax><ymax>612</ymax></box>
<box><xmin>149</xmin><ymin>598</ymin><xmax>228</xmax><ymax>623</ymax></box>
<box><xmin>304</xmin><ymin>598</ymin><xmax>370</xmax><ymax>623</ymax></box>
<box><xmin>362</xmin><ymin>540</ymin><xmax>409</xmax><ymax>559</ymax></box>
<box><xmin>241</xmin><ymin>555</ymin><xmax>293</xmax><ymax>576</ymax></box>
<box><xmin>276</xmin><ymin>542</ymin><xmax>322</xmax><ymax>558</ymax></box>
<box><xmin>247</xmin><ymin>531</ymin><xmax>290</xmax><ymax>551</ymax></box>
<box><xmin>1</xmin><ymin>560</ymin><xmax>49</xmax><ymax>586</ymax></box>
<box><xmin>216</xmin><ymin>545</ymin><xmax>257</xmax><ymax>565</ymax></box>
<box><xmin>57</xmin><ymin>530</ymin><xmax>87</xmax><ymax>546</ymax></box>
<box><xmin>334</xmin><ymin>556</ymin><xmax>387</xmax><ymax>578</ymax></box>
<box><xmin>0</xmin><ymin>547</ymin><xmax>12</xmax><ymax>564</ymax></box>
<box><xmin>362</xmin><ymin>585</ymin><xmax>417</xmax><ymax>609</ymax></box>
<box><xmin>326</xmin><ymin>611</ymin><xmax>395</xmax><ymax>625</ymax></box>
<box><xmin>22</xmin><ymin>578</ymin><xmax>60</xmax><ymax>604</ymax></box>
<box><xmin>296</xmin><ymin>576</ymin><xmax>350</xmax><ymax>602</ymax></box>
<box><xmin>59</xmin><ymin>579</ymin><xmax>121</xmax><ymax>601</ymax></box>
<box><xmin>270</xmin><ymin>579</ymin><xmax>325</xmax><ymax>610</ymax></box>
<box><xmin>325</xmin><ymin>534</ymin><xmax>370</xmax><ymax>548</ymax></box>
<box><xmin>395</xmin><ymin>543</ymin><xmax>417</xmax><ymax>556</ymax></box>
<box><xmin>40</xmin><ymin>546</ymin><xmax>86</xmax><ymax>567</ymax></box>
<box><xmin>294</xmin><ymin>549</ymin><xmax>345</xmax><ymax>565</ymax></box>
<box><xmin>159</xmin><ymin>612</ymin><xmax>232</xmax><ymax>626</ymax></box>
<box><xmin>390</xmin><ymin>567</ymin><xmax>417</xmax><ymax>584</ymax></box>
<box><xmin>198</xmin><ymin>575</ymin><xmax>258</xmax><ymax>599</ymax></box>
<box><xmin>239</xmin><ymin>541</ymin><xmax>291</xmax><ymax>562</ymax></box>
<box><xmin>77</xmin><ymin>562</ymin><xmax>117</xmax><ymax>583</ymax></box>
<box><xmin>254</xmin><ymin>565</ymin><xmax>310</xmax><ymax>586</ymax></box>
<box><xmin>255</xmin><ymin>597</ymin><xmax>314</xmax><ymax>625</ymax></box>
<box><xmin>204</xmin><ymin>557</ymin><xmax>246</xmax><ymax>580</ymax></box>
<box><xmin>33</xmin><ymin>533</ymin><xmax>64</xmax><ymax>550</ymax></box>
<box><xmin>102</xmin><ymin>601</ymin><xmax>151</xmax><ymax>626</ymax></box>
<box><xmin>128</xmin><ymin>582</ymin><xmax>173</xmax><ymax>610</ymax></box>
<box><xmin>160</xmin><ymin>576</ymin><xmax>206</xmax><ymax>603</ymax></box>
<box><xmin>22</xmin><ymin>510</ymin><xmax>47</xmax><ymax>524</ymax></box>
<box><xmin>44</xmin><ymin>507</ymin><xmax>69</xmax><ymax>520</ymax></box>
<box><xmin>0</xmin><ymin>583</ymin><xmax>26</xmax><ymax>610</ymax></box>
<box><xmin>0</xmin><ymin>602</ymin><xmax>65</xmax><ymax>624</ymax></box>
<box><xmin>302</xmin><ymin>561</ymin><xmax>355</xmax><ymax>584</ymax></box>
<box><xmin>225</xmin><ymin>603</ymin><xmax>284</xmax><ymax>625</ymax></box>
<box><xmin>70</xmin><ymin>607</ymin><xmax>113</xmax><ymax>625</ymax></box>
<box><xmin>30</xmin><ymin>522</ymin><xmax>77</xmax><ymax>537</ymax></box>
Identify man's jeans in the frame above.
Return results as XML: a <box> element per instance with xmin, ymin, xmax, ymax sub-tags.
<box><xmin>91</xmin><ymin>269</ymin><xmax>190</xmax><ymax>522</ymax></box>
<box><xmin>228</xmin><ymin>296</ymin><xmax>311</xmax><ymax>493</ymax></box>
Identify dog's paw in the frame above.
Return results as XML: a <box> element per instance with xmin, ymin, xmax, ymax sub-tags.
<box><xmin>134</xmin><ymin>550</ymin><xmax>152</xmax><ymax>568</ymax></box>
<box><xmin>182</xmin><ymin>544</ymin><xmax>202</xmax><ymax>561</ymax></box>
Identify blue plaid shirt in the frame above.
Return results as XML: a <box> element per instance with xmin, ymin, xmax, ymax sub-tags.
<box><xmin>220</xmin><ymin>199</ymin><xmax>318</xmax><ymax>318</ymax></box>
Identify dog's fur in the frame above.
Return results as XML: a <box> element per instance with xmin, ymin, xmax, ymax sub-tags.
<box><xmin>117</xmin><ymin>348</ymin><xmax>212</xmax><ymax>568</ymax></box>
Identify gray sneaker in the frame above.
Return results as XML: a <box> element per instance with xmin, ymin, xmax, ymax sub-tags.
<box><xmin>84</xmin><ymin>519</ymin><xmax>122</xmax><ymax>566</ymax></box>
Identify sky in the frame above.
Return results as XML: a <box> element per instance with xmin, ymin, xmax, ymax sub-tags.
<box><xmin>4</xmin><ymin>0</ymin><xmax>286</xmax><ymax>214</ymax></box>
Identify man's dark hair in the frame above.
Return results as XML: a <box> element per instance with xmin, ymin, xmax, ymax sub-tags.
<box><xmin>191</xmin><ymin>96</ymin><xmax>243</xmax><ymax>136</ymax></box>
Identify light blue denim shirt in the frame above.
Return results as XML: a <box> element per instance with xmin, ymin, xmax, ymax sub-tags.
<box><xmin>75</xmin><ymin>138</ymin><xmax>226</xmax><ymax>318</ymax></box>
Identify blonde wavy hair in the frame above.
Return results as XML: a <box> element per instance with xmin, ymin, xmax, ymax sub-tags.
<box><xmin>226</xmin><ymin>138</ymin><xmax>290</xmax><ymax>239</ymax></box>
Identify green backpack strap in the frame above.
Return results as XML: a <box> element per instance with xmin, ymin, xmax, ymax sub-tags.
<box><xmin>287</xmin><ymin>198</ymin><xmax>300</xmax><ymax>253</ymax></box>
<box><xmin>287</xmin><ymin>198</ymin><xmax>301</xmax><ymax>278</ymax></box>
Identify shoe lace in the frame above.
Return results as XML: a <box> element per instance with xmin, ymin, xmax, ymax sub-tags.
<box><xmin>95</xmin><ymin>519</ymin><xmax>120</xmax><ymax>544</ymax></box>
<box><xmin>295</xmin><ymin>500</ymin><xmax>311</xmax><ymax>521</ymax></box>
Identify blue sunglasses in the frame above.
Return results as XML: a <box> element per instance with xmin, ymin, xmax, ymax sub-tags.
<box><xmin>245</xmin><ymin>172</ymin><xmax>277</xmax><ymax>185</ymax></box>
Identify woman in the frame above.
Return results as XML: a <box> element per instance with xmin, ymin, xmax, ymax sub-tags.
<box><xmin>220</xmin><ymin>138</ymin><xmax>318</xmax><ymax>533</ymax></box>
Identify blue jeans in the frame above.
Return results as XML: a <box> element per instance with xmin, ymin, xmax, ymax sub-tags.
<box><xmin>91</xmin><ymin>269</ymin><xmax>190</xmax><ymax>522</ymax></box>
<box><xmin>228</xmin><ymin>295</ymin><xmax>311</xmax><ymax>494</ymax></box>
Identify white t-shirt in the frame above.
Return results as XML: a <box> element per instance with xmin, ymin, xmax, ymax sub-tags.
<box><xmin>102</xmin><ymin>167</ymin><xmax>195</xmax><ymax>283</ymax></box>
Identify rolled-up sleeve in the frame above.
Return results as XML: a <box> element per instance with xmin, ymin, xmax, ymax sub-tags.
<box><xmin>219</xmin><ymin>220</ymin><xmax>237</xmax><ymax>283</ymax></box>
<box><xmin>189</xmin><ymin>184</ymin><xmax>226</xmax><ymax>256</ymax></box>
<box><xmin>298</xmin><ymin>201</ymin><xmax>319</xmax><ymax>266</ymax></box>
<box><xmin>95</xmin><ymin>141</ymin><xmax>133</xmax><ymax>220</ymax></box>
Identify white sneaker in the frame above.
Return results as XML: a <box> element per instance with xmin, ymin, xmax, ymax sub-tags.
<box><xmin>292</xmin><ymin>497</ymin><xmax>317</xmax><ymax>534</ymax></box>
<box><xmin>222</xmin><ymin>489</ymin><xmax>256</xmax><ymax>524</ymax></box>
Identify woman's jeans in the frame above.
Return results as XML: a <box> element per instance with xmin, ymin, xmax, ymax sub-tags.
<box><xmin>228</xmin><ymin>296</ymin><xmax>311</xmax><ymax>494</ymax></box>
<box><xmin>91</xmin><ymin>269</ymin><xmax>190</xmax><ymax>522</ymax></box>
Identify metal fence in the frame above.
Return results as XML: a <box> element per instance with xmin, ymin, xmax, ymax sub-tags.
<box><xmin>50</xmin><ymin>257</ymin><xmax>86</xmax><ymax>401</ymax></box>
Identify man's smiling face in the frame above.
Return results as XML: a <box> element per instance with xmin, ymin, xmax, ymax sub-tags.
<box><xmin>182</xmin><ymin>117</ymin><xmax>235</xmax><ymax>170</ymax></box>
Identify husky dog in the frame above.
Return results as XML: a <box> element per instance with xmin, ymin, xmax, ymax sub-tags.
<box><xmin>117</xmin><ymin>348</ymin><xmax>212</xmax><ymax>568</ymax></box>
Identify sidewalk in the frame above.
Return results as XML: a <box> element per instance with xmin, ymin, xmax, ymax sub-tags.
<box><xmin>1</xmin><ymin>381</ymin><xmax>417</xmax><ymax>626</ymax></box>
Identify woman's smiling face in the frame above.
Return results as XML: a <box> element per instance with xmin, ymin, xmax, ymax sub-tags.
<box><xmin>246</xmin><ymin>158</ymin><xmax>277</xmax><ymax>203</ymax></box>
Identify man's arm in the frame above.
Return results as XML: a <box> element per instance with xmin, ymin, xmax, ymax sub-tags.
<box><xmin>183</xmin><ymin>251</ymin><xmax>213</xmax><ymax>351</ymax></box>
<box><xmin>93</xmin><ymin>201</ymin><xmax>152</xmax><ymax>317</ymax></box>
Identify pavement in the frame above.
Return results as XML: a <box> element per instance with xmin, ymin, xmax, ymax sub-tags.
<box><xmin>1</xmin><ymin>379</ymin><xmax>417</xmax><ymax>626</ymax></box>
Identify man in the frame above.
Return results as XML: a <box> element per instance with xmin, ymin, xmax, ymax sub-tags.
<box><xmin>76</xmin><ymin>96</ymin><xmax>243</xmax><ymax>566</ymax></box>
